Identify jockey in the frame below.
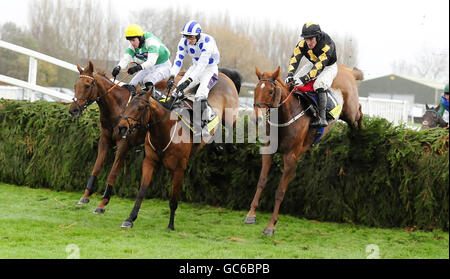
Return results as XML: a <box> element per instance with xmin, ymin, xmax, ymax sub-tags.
<box><xmin>111</xmin><ymin>24</ymin><xmax>171</xmax><ymax>96</ymax></box>
<box><xmin>438</xmin><ymin>83</ymin><xmax>449</xmax><ymax>125</ymax></box>
<box><xmin>285</xmin><ymin>22</ymin><xmax>338</xmax><ymax>128</ymax></box>
<box><xmin>165</xmin><ymin>20</ymin><xmax>220</xmax><ymax>137</ymax></box>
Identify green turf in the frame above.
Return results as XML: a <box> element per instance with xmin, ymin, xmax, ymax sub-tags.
<box><xmin>0</xmin><ymin>183</ymin><xmax>448</xmax><ymax>259</ymax></box>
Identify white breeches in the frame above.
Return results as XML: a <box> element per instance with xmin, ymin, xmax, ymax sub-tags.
<box><xmin>294</xmin><ymin>61</ymin><xmax>338</xmax><ymax>91</ymax></box>
<box><xmin>130</xmin><ymin>60</ymin><xmax>172</xmax><ymax>86</ymax></box>
<box><xmin>177</xmin><ymin>64</ymin><xmax>219</xmax><ymax>100</ymax></box>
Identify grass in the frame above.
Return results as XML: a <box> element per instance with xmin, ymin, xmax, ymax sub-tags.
<box><xmin>0</xmin><ymin>183</ymin><xmax>448</xmax><ymax>259</ymax></box>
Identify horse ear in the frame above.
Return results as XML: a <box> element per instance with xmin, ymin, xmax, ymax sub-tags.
<box><xmin>255</xmin><ymin>67</ymin><xmax>262</xmax><ymax>80</ymax></box>
<box><xmin>273</xmin><ymin>66</ymin><xmax>281</xmax><ymax>80</ymax></box>
<box><xmin>425</xmin><ymin>104</ymin><xmax>429</xmax><ymax>110</ymax></box>
<box><xmin>76</xmin><ymin>64</ymin><xmax>83</xmax><ymax>74</ymax></box>
<box><xmin>86</xmin><ymin>60</ymin><xmax>94</xmax><ymax>74</ymax></box>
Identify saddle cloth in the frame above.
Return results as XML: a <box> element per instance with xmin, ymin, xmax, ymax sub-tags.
<box><xmin>293</xmin><ymin>80</ymin><xmax>342</xmax><ymax>122</ymax></box>
<box><xmin>154</xmin><ymin>90</ymin><xmax>219</xmax><ymax>136</ymax></box>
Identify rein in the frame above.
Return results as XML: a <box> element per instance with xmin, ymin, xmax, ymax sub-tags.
<box><xmin>253</xmin><ymin>78</ymin><xmax>306</xmax><ymax>127</ymax></box>
<box><xmin>73</xmin><ymin>65</ymin><xmax>132</xmax><ymax>113</ymax></box>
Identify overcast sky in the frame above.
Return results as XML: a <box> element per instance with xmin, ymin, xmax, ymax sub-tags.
<box><xmin>1</xmin><ymin>0</ymin><xmax>449</xmax><ymax>81</ymax></box>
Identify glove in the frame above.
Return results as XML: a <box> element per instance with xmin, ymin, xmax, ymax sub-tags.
<box><xmin>166</xmin><ymin>76</ymin><xmax>175</xmax><ymax>92</ymax></box>
<box><xmin>112</xmin><ymin>66</ymin><xmax>121</xmax><ymax>78</ymax></box>
<box><xmin>285</xmin><ymin>75</ymin><xmax>294</xmax><ymax>84</ymax></box>
<box><xmin>175</xmin><ymin>77</ymin><xmax>193</xmax><ymax>95</ymax></box>
<box><xmin>128</xmin><ymin>64</ymin><xmax>143</xmax><ymax>75</ymax></box>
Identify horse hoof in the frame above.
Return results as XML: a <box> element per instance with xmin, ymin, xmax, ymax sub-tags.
<box><xmin>77</xmin><ymin>198</ymin><xmax>89</xmax><ymax>205</ymax></box>
<box><xmin>121</xmin><ymin>221</ymin><xmax>133</xmax><ymax>228</ymax></box>
<box><xmin>244</xmin><ymin>216</ymin><xmax>256</xmax><ymax>224</ymax></box>
<box><xmin>167</xmin><ymin>225</ymin><xmax>175</xmax><ymax>231</ymax></box>
<box><xmin>262</xmin><ymin>227</ymin><xmax>275</xmax><ymax>236</ymax></box>
<box><xmin>93</xmin><ymin>208</ymin><xmax>105</xmax><ymax>214</ymax></box>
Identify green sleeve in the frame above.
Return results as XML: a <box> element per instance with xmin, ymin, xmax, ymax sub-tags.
<box><xmin>438</xmin><ymin>102</ymin><xmax>445</xmax><ymax>117</ymax></box>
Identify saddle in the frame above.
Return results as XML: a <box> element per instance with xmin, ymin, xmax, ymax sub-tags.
<box><xmin>292</xmin><ymin>80</ymin><xmax>342</xmax><ymax>124</ymax></box>
<box><xmin>153</xmin><ymin>87</ymin><xmax>219</xmax><ymax>136</ymax></box>
<box><xmin>292</xmin><ymin>80</ymin><xmax>343</xmax><ymax>146</ymax></box>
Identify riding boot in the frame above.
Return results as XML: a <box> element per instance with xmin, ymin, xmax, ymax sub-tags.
<box><xmin>123</xmin><ymin>84</ymin><xmax>137</xmax><ymax>97</ymax></box>
<box><xmin>310</xmin><ymin>88</ymin><xmax>328</xmax><ymax>128</ymax></box>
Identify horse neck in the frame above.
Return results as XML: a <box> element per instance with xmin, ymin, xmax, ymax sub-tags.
<box><xmin>94</xmin><ymin>74</ymin><xmax>128</xmax><ymax>119</ymax></box>
<box><xmin>279</xmin><ymin>87</ymin><xmax>303</xmax><ymax>122</ymax></box>
<box><xmin>146</xmin><ymin>97</ymin><xmax>174</xmax><ymax>136</ymax></box>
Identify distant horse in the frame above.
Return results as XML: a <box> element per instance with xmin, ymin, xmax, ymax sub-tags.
<box><xmin>421</xmin><ymin>104</ymin><xmax>448</xmax><ymax>129</ymax></box>
<box><xmin>245</xmin><ymin>65</ymin><xmax>363</xmax><ymax>236</ymax></box>
<box><xmin>69</xmin><ymin>61</ymin><xmax>149</xmax><ymax>214</ymax></box>
<box><xmin>117</xmin><ymin>72</ymin><xmax>240</xmax><ymax>229</ymax></box>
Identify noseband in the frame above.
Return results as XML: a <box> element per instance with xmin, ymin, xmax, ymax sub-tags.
<box><xmin>120</xmin><ymin>94</ymin><xmax>170</xmax><ymax>137</ymax></box>
<box><xmin>121</xmin><ymin>95</ymin><xmax>151</xmax><ymax>136</ymax></box>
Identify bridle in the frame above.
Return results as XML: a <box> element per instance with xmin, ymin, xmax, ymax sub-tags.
<box><xmin>120</xmin><ymin>93</ymin><xmax>170</xmax><ymax>137</ymax></box>
<box><xmin>253</xmin><ymin>78</ymin><xmax>283</xmax><ymax>109</ymax></box>
<box><xmin>72</xmin><ymin>74</ymin><xmax>109</xmax><ymax>113</ymax></box>
<box><xmin>253</xmin><ymin>78</ymin><xmax>310</xmax><ymax>127</ymax></box>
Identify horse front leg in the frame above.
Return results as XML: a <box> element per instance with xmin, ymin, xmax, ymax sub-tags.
<box><xmin>244</xmin><ymin>153</ymin><xmax>273</xmax><ymax>224</ymax></box>
<box><xmin>263</xmin><ymin>153</ymin><xmax>298</xmax><ymax>236</ymax></box>
<box><xmin>93</xmin><ymin>140</ymin><xmax>130</xmax><ymax>214</ymax></box>
<box><xmin>168</xmin><ymin>168</ymin><xmax>185</xmax><ymax>231</ymax></box>
<box><xmin>121</xmin><ymin>156</ymin><xmax>156</xmax><ymax>228</ymax></box>
<box><xmin>77</xmin><ymin>134</ymin><xmax>109</xmax><ymax>205</ymax></box>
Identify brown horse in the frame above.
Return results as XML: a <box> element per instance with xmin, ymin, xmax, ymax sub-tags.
<box><xmin>421</xmin><ymin>104</ymin><xmax>448</xmax><ymax>129</ymax></box>
<box><xmin>69</xmin><ymin>61</ymin><xmax>149</xmax><ymax>213</ymax></box>
<box><xmin>117</xmin><ymin>72</ymin><xmax>240</xmax><ymax>229</ymax></box>
<box><xmin>245</xmin><ymin>65</ymin><xmax>363</xmax><ymax>236</ymax></box>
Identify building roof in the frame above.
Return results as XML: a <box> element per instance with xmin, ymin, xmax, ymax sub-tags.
<box><xmin>365</xmin><ymin>74</ymin><xmax>445</xmax><ymax>90</ymax></box>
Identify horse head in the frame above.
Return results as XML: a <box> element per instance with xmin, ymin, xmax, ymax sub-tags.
<box><xmin>69</xmin><ymin>61</ymin><xmax>100</xmax><ymax>117</ymax></box>
<box><xmin>421</xmin><ymin>104</ymin><xmax>443</xmax><ymax>130</ymax></box>
<box><xmin>252</xmin><ymin>66</ymin><xmax>285</xmax><ymax>123</ymax></box>
<box><xmin>118</xmin><ymin>89</ymin><xmax>152</xmax><ymax>138</ymax></box>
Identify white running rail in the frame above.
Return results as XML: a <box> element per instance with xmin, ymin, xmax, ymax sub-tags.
<box><xmin>359</xmin><ymin>96</ymin><xmax>409</xmax><ymax>124</ymax></box>
<box><xmin>0</xmin><ymin>39</ymin><xmax>78</xmax><ymax>102</ymax></box>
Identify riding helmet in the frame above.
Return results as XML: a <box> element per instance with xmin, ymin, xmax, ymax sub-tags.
<box><xmin>125</xmin><ymin>24</ymin><xmax>145</xmax><ymax>47</ymax></box>
<box><xmin>301</xmin><ymin>22</ymin><xmax>322</xmax><ymax>39</ymax></box>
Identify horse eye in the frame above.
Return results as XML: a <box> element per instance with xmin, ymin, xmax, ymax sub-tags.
<box><xmin>85</xmin><ymin>85</ymin><xmax>90</xmax><ymax>89</ymax></box>
<box><xmin>138</xmin><ymin>106</ymin><xmax>144</xmax><ymax>111</ymax></box>
<box><xmin>268</xmin><ymin>90</ymin><xmax>274</xmax><ymax>95</ymax></box>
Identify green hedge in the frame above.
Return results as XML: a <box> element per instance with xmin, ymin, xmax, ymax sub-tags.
<box><xmin>0</xmin><ymin>99</ymin><xmax>448</xmax><ymax>230</ymax></box>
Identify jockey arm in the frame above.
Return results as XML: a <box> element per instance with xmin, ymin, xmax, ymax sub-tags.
<box><xmin>287</xmin><ymin>41</ymin><xmax>304</xmax><ymax>78</ymax></box>
<box><xmin>170</xmin><ymin>37</ymin><xmax>188</xmax><ymax>77</ymax></box>
<box><xmin>117</xmin><ymin>49</ymin><xmax>134</xmax><ymax>69</ymax></box>
<box><xmin>187</xmin><ymin>48</ymin><xmax>212</xmax><ymax>81</ymax></box>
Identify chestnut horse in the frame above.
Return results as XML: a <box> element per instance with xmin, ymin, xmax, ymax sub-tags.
<box><xmin>245</xmin><ymin>65</ymin><xmax>363</xmax><ymax>236</ymax></box>
<box><xmin>117</xmin><ymin>72</ymin><xmax>240</xmax><ymax>229</ymax></box>
<box><xmin>69</xmin><ymin>61</ymin><xmax>151</xmax><ymax>213</ymax></box>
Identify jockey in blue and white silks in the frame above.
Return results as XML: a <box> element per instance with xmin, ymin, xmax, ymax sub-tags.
<box><xmin>166</xmin><ymin>20</ymin><xmax>220</xmax><ymax>136</ymax></box>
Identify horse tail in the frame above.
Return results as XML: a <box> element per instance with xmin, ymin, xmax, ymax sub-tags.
<box><xmin>352</xmin><ymin>67</ymin><xmax>364</xmax><ymax>81</ymax></box>
<box><xmin>219</xmin><ymin>67</ymin><xmax>242</xmax><ymax>94</ymax></box>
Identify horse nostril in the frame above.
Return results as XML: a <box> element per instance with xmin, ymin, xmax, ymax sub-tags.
<box><xmin>69</xmin><ymin>108</ymin><xmax>80</xmax><ymax>117</ymax></box>
<box><xmin>118</xmin><ymin>126</ymin><xmax>128</xmax><ymax>137</ymax></box>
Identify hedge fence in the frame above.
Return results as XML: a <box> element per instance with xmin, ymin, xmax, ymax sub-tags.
<box><xmin>0</xmin><ymin>99</ymin><xmax>448</xmax><ymax>231</ymax></box>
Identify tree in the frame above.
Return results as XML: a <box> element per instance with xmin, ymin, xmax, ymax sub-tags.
<box><xmin>391</xmin><ymin>47</ymin><xmax>449</xmax><ymax>83</ymax></box>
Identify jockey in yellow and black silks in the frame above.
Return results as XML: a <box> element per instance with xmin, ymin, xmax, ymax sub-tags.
<box><xmin>285</xmin><ymin>23</ymin><xmax>338</xmax><ymax>128</ymax></box>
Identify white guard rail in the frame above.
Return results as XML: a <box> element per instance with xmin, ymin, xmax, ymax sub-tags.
<box><xmin>0</xmin><ymin>39</ymin><xmax>80</xmax><ymax>102</ymax></box>
<box><xmin>359</xmin><ymin>96</ymin><xmax>409</xmax><ymax>124</ymax></box>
